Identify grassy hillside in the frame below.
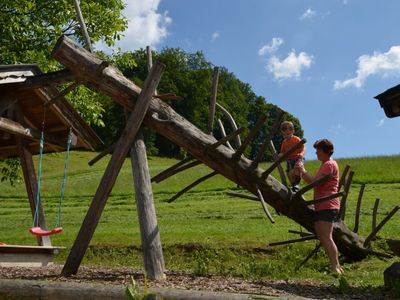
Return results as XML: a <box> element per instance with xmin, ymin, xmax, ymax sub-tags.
<box><xmin>0</xmin><ymin>151</ymin><xmax>399</xmax><ymax>290</ymax></box>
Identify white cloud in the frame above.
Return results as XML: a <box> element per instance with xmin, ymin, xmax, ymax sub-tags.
<box><xmin>334</xmin><ymin>46</ymin><xmax>400</xmax><ymax>90</ymax></box>
<box><xmin>258</xmin><ymin>37</ymin><xmax>284</xmax><ymax>56</ymax></box>
<box><xmin>300</xmin><ymin>8</ymin><xmax>317</xmax><ymax>21</ymax></box>
<box><xmin>211</xmin><ymin>31</ymin><xmax>220</xmax><ymax>41</ymax></box>
<box><xmin>267</xmin><ymin>50</ymin><xmax>314</xmax><ymax>80</ymax></box>
<box><xmin>376</xmin><ymin>119</ymin><xmax>384</xmax><ymax>127</ymax></box>
<box><xmin>96</xmin><ymin>0</ymin><xmax>171</xmax><ymax>52</ymax></box>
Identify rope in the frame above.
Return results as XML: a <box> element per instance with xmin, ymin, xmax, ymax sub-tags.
<box><xmin>56</xmin><ymin>128</ymin><xmax>72</xmax><ymax>227</ymax></box>
<box><xmin>33</xmin><ymin>130</ymin><xmax>44</xmax><ymax>227</ymax></box>
<box><xmin>33</xmin><ymin>109</ymin><xmax>47</xmax><ymax>227</ymax></box>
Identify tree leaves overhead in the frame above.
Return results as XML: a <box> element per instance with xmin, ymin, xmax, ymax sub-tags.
<box><xmin>0</xmin><ymin>0</ymin><xmax>127</xmax><ymax>68</ymax></box>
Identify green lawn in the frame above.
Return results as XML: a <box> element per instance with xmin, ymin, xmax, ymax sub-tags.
<box><xmin>0</xmin><ymin>151</ymin><xmax>399</xmax><ymax>292</ymax></box>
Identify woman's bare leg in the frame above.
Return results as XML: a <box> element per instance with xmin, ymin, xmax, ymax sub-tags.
<box><xmin>315</xmin><ymin>221</ymin><xmax>343</xmax><ymax>274</ymax></box>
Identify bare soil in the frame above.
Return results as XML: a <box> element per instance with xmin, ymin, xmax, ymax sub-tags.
<box><xmin>0</xmin><ymin>265</ymin><xmax>394</xmax><ymax>299</ymax></box>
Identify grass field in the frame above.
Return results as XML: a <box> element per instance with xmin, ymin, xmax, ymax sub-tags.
<box><xmin>0</xmin><ymin>151</ymin><xmax>399</xmax><ymax>292</ymax></box>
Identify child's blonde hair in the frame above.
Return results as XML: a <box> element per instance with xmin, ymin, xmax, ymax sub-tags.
<box><xmin>280</xmin><ymin>121</ymin><xmax>294</xmax><ymax>131</ymax></box>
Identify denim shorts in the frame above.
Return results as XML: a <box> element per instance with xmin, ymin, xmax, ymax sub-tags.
<box><xmin>314</xmin><ymin>209</ymin><xmax>339</xmax><ymax>222</ymax></box>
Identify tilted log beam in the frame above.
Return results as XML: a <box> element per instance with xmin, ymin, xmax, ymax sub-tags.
<box><xmin>0</xmin><ymin>117</ymin><xmax>75</xmax><ymax>148</ymax></box>
<box><xmin>52</xmin><ymin>35</ymin><xmax>373</xmax><ymax>262</ymax></box>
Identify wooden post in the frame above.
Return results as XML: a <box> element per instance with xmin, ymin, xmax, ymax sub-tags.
<box><xmin>61</xmin><ymin>62</ymin><xmax>164</xmax><ymax>276</ymax></box>
<box><xmin>130</xmin><ymin>131</ymin><xmax>165</xmax><ymax>280</ymax></box>
<box><xmin>353</xmin><ymin>184</ymin><xmax>365</xmax><ymax>233</ymax></box>
<box><xmin>372</xmin><ymin>198</ymin><xmax>380</xmax><ymax>231</ymax></box>
<box><xmin>127</xmin><ymin>45</ymin><xmax>165</xmax><ymax>280</ymax></box>
<box><xmin>207</xmin><ymin>67</ymin><xmax>219</xmax><ymax>135</ymax></box>
<box><xmin>339</xmin><ymin>170</ymin><xmax>354</xmax><ymax>220</ymax></box>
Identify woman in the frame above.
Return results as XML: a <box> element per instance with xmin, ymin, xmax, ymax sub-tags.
<box><xmin>297</xmin><ymin>139</ymin><xmax>343</xmax><ymax>274</ymax></box>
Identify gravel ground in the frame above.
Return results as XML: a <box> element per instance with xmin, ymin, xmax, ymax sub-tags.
<box><xmin>0</xmin><ymin>265</ymin><xmax>394</xmax><ymax>299</ymax></box>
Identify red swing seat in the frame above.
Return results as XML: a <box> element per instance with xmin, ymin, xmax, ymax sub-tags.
<box><xmin>29</xmin><ymin>227</ymin><xmax>63</xmax><ymax>236</ymax></box>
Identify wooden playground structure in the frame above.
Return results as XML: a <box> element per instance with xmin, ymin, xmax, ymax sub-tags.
<box><xmin>0</xmin><ymin>35</ymin><xmax>399</xmax><ymax>278</ymax></box>
<box><xmin>0</xmin><ymin>64</ymin><xmax>102</xmax><ymax>266</ymax></box>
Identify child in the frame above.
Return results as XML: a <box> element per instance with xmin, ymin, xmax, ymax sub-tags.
<box><xmin>278</xmin><ymin>121</ymin><xmax>305</xmax><ymax>189</ymax></box>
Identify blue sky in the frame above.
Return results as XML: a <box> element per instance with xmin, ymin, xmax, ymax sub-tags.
<box><xmin>99</xmin><ymin>0</ymin><xmax>400</xmax><ymax>159</ymax></box>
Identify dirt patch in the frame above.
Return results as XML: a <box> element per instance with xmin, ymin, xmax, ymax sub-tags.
<box><xmin>0</xmin><ymin>265</ymin><xmax>393</xmax><ymax>299</ymax></box>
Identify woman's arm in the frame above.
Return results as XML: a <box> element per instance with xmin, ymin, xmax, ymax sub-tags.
<box><xmin>297</xmin><ymin>164</ymin><xmax>316</xmax><ymax>184</ymax></box>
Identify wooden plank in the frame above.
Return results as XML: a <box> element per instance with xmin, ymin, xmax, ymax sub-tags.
<box><xmin>0</xmin><ymin>245</ymin><xmax>63</xmax><ymax>267</ymax></box>
<box><xmin>15</xmin><ymin>69</ymin><xmax>75</xmax><ymax>90</ymax></box>
<box><xmin>0</xmin><ymin>117</ymin><xmax>71</xmax><ymax>148</ymax></box>
<box><xmin>61</xmin><ymin>61</ymin><xmax>164</xmax><ymax>277</ymax></box>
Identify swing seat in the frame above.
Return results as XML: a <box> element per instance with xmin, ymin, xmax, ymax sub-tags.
<box><xmin>29</xmin><ymin>227</ymin><xmax>63</xmax><ymax>236</ymax></box>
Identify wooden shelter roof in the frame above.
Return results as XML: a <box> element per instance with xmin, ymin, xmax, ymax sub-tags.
<box><xmin>0</xmin><ymin>64</ymin><xmax>103</xmax><ymax>159</ymax></box>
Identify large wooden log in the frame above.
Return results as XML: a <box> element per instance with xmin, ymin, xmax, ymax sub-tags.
<box><xmin>52</xmin><ymin>35</ymin><xmax>370</xmax><ymax>261</ymax></box>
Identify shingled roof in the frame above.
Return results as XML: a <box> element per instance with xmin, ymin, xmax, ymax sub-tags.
<box><xmin>0</xmin><ymin>64</ymin><xmax>102</xmax><ymax>159</ymax></box>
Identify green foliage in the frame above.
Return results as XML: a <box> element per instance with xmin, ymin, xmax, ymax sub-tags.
<box><xmin>0</xmin><ymin>158</ymin><xmax>22</xmax><ymax>186</ymax></box>
<box><xmin>0</xmin><ymin>0</ymin><xmax>127</xmax><ymax>68</ymax></box>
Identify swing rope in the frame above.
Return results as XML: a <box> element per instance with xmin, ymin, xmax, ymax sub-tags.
<box><xmin>30</xmin><ymin>108</ymin><xmax>72</xmax><ymax>236</ymax></box>
<box><xmin>56</xmin><ymin>128</ymin><xmax>72</xmax><ymax>228</ymax></box>
<box><xmin>32</xmin><ymin>130</ymin><xmax>44</xmax><ymax>228</ymax></box>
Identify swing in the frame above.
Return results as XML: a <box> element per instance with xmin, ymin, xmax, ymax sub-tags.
<box><xmin>29</xmin><ymin>120</ymin><xmax>73</xmax><ymax>237</ymax></box>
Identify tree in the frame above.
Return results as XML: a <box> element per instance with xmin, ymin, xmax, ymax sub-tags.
<box><xmin>0</xmin><ymin>0</ymin><xmax>129</xmax><ymax>184</ymax></box>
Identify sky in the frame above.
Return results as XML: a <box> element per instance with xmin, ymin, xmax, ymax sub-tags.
<box><xmin>98</xmin><ymin>0</ymin><xmax>400</xmax><ymax>159</ymax></box>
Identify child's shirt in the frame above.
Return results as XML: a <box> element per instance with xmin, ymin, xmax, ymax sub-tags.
<box><xmin>280</xmin><ymin>135</ymin><xmax>304</xmax><ymax>160</ymax></box>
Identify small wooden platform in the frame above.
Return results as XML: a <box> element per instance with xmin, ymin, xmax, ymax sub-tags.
<box><xmin>0</xmin><ymin>245</ymin><xmax>64</xmax><ymax>267</ymax></box>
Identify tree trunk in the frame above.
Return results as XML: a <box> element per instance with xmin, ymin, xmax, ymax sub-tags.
<box><xmin>52</xmin><ymin>35</ymin><xmax>369</xmax><ymax>261</ymax></box>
